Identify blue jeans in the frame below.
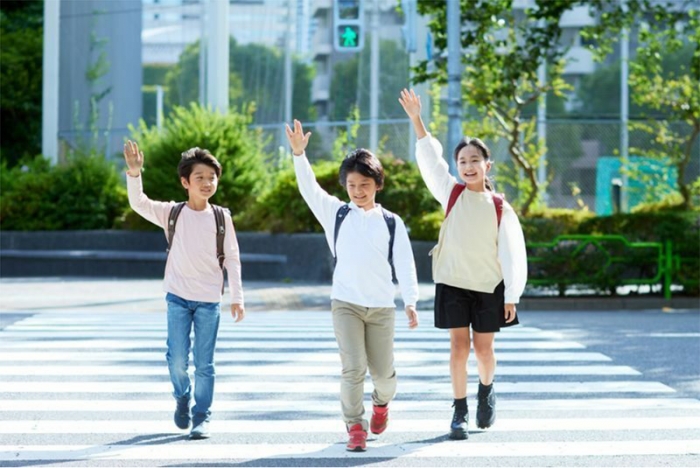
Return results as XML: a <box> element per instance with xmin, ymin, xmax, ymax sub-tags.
<box><xmin>165</xmin><ymin>292</ymin><xmax>221</xmax><ymax>424</ymax></box>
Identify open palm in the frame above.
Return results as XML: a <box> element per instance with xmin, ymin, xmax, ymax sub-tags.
<box><xmin>123</xmin><ymin>140</ymin><xmax>144</xmax><ymax>175</ymax></box>
<box><xmin>285</xmin><ymin>119</ymin><xmax>312</xmax><ymax>156</ymax></box>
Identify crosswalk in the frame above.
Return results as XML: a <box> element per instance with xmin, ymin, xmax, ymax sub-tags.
<box><xmin>1</xmin><ymin>310</ymin><xmax>699</xmax><ymax>466</ymax></box>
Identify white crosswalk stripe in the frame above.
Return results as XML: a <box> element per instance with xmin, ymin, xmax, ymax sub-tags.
<box><xmin>1</xmin><ymin>310</ymin><xmax>699</xmax><ymax>466</ymax></box>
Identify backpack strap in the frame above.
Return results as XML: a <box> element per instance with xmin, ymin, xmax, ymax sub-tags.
<box><xmin>381</xmin><ymin>208</ymin><xmax>397</xmax><ymax>283</ymax></box>
<box><xmin>445</xmin><ymin>183</ymin><xmax>504</xmax><ymax>227</ymax></box>
<box><xmin>445</xmin><ymin>183</ymin><xmax>466</xmax><ymax>218</ymax></box>
<box><xmin>212</xmin><ymin>205</ymin><xmax>226</xmax><ymax>270</ymax></box>
<box><xmin>166</xmin><ymin>202</ymin><xmax>187</xmax><ymax>253</ymax></box>
<box><xmin>333</xmin><ymin>204</ymin><xmax>352</xmax><ymax>266</ymax></box>
<box><xmin>212</xmin><ymin>204</ymin><xmax>227</xmax><ymax>295</ymax></box>
<box><xmin>167</xmin><ymin>202</ymin><xmax>227</xmax><ymax>295</ymax></box>
<box><xmin>333</xmin><ymin>204</ymin><xmax>397</xmax><ymax>282</ymax></box>
<box><xmin>492</xmin><ymin>193</ymin><xmax>504</xmax><ymax>227</ymax></box>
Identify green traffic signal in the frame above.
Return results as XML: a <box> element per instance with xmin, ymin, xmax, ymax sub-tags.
<box><xmin>339</xmin><ymin>25</ymin><xmax>359</xmax><ymax>48</ymax></box>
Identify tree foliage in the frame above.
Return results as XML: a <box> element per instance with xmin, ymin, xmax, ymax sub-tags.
<box><xmin>582</xmin><ymin>0</ymin><xmax>699</xmax><ymax>209</ymax></box>
<box><xmin>628</xmin><ymin>18</ymin><xmax>699</xmax><ymax>209</ymax></box>
<box><xmin>126</xmin><ymin>104</ymin><xmax>269</xmax><ymax>229</ymax></box>
<box><xmin>0</xmin><ymin>1</ymin><xmax>44</xmax><ymax>166</ymax></box>
<box><xmin>412</xmin><ymin>0</ymin><xmax>692</xmax><ymax>215</ymax></box>
<box><xmin>414</xmin><ymin>0</ymin><xmax>580</xmax><ymax>216</ymax></box>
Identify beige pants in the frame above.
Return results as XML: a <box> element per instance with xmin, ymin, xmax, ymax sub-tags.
<box><xmin>331</xmin><ymin>299</ymin><xmax>397</xmax><ymax>430</ymax></box>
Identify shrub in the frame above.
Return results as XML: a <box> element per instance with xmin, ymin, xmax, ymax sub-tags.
<box><xmin>126</xmin><ymin>103</ymin><xmax>269</xmax><ymax>230</ymax></box>
<box><xmin>521</xmin><ymin>208</ymin><xmax>595</xmax><ymax>242</ymax></box>
<box><xmin>0</xmin><ymin>152</ymin><xmax>127</xmax><ymax>230</ymax></box>
<box><xmin>578</xmin><ymin>211</ymin><xmax>699</xmax><ymax>295</ymax></box>
<box><xmin>237</xmin><ymin>153</ymin><xmax>442</xmax><ymax>238</ymax></box>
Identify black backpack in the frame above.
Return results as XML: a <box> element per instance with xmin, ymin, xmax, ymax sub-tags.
<box><xmin>167</xmin><ymin>202</ymin><xmax>227</xmax><ymax>293</ymax></box>
<box><xmin>333</xmin><ymin>204</ymin><xmax>397</xmax><ymax>282</ymax></box>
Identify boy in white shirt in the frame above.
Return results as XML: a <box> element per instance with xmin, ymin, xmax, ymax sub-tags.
<box><xmin>285</xmin><ymin>120</ymin><xmax>419</xmax><ymax>452</ymax></box>
<box><xmin>123</xmin><ymin>140</ymin><xmax>245</xmax><ymax>440</ymax></box>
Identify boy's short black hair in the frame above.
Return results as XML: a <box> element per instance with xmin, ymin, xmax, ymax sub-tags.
<box><xmin>177</xmin><ymin>147</ymin><xmax>222</xmax><ymax>180</ymax></box>
<box><xmin>338</xmin><ymin>148</ymin><xmax>384</xmax><ymax>190</ymax></box>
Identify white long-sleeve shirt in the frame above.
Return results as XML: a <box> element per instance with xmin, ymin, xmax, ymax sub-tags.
<box><xmin>127</xmin><ymin>174</ymin><xmax>244</xmax><ymax>305</ymax></box>
<box><xmin>294</xmin><ymin>153</ymin><xmax>419</xmax><ymax>308</ymax></box>
<box><xmin>416</xmin><ymin>134</ymin><xmax>528</xmax><ymax>304</ymax></box>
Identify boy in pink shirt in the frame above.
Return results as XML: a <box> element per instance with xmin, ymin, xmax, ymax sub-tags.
<box><xmin>123</xmin><ymin>140</ymin><xmax>245</xmax><ymax>439</ymax></box>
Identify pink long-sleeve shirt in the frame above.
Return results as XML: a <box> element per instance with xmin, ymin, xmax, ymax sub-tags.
<box><xmin>127</xmin><ymin>174</ymin><xmax>244</xmax><ymax>305</ymax></box>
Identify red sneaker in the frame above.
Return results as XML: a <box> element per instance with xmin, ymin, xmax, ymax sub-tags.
<box><xmin>346</xmin><ymin>423</ymin><xmax>367</xmax><ymax>452</ymax></box>
<box><xmin>370</xmin><ymin>404</ymin><xmax>389</xmax><ymax>435</ymax></box>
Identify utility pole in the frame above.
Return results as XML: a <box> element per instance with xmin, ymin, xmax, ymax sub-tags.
<box><xmin>206</xmin><ymin>0</ymin><xmax>229</xmax><ymax>113</ymax></box>
<box><xmin>42</xmin><ymin>0</ymin><xmax>60</xmax><ymax>164</ymax></box>
<box><xmin>199</xmin><ymin>0</ymin><xmax>206</xmax><ymax>106</ymax></box>
<box><xmin>369</xmin><ymin>0</ymin><xmax>380</xmax><ymax>152</ymax></box>
<box><xmin>446</xmin><ymin>0</ymin><xmax>461</xmax><ymax>175</ymax></box>
<box><xmin>537</xmin><ymin>50</ymin><xmax>547</xmax><ymax>205</ymax></box>
<box><xmin>620</xmin><ymin>0</ymin><xmax>629</xmax><ymax>212</ymax></box>
<box><xmin>282</xmin><ymin>0</ymin><xmax>294</xmax><ymax>148</ymax></box>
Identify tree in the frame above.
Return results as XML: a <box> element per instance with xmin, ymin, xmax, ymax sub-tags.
<box><xmin>413</xmin><ymin>0</ymin><xmax>582</xmax><ymax>215</ymax></box>
<box><xmin>627</xmin><ymin>20</ymin><xmax>699</xmax><ymax>209</ymax></box>
<box><xmin>128</xmin><ymin>104</ymin><xmax>268</xmax><ymax>230</ymax></box>
<box><xmin>412</xmin><ymin>0</ymin><xmax>688</xmax><ymax>216</ymax></box>
<box><xmin>575</xmin><ymin>44</ymin><xmax>695</xmax><ymax>120</ymax></box>
<box><xmin>164</xmin><ymin>38</ymin><xmax>315</xmax><ymax>124</ymax></box>
<box><xmin>582</xmin><ymin>0</ymin><xmax>698</xmax><ymax>209</ymax></box>
<box><xmin>0</xmin><ymin>1</ymin><xmax>43</xmax><ymax>166</ymax></box>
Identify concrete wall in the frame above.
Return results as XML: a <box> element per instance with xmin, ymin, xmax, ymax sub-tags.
<box><xmin>59</xmin><ymin>0</ymin><xmax>142</xmax><ymax>157</ymax></box>
<box><xmin>0</xmin><ymin>231</ymin><xmax>435</xmax><ymax>282</ymax></box>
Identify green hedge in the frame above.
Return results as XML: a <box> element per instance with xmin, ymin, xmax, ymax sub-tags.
<box><xmin>578</xmin><ymin>212</ymin><xmax>700</xmax><ymax>295</ymax></box>
<box><xmin>0</xmin><ymin>152</ymin><xmax>127</xmax><ymax>230</ymax></box>
<box><xmin>522</xmin><ymin>210</ymin><xmax>699</xmax><ymax>296</ymax></box>
<box><xmin>122</xmin><ymin>103</ymin><xmax>269</xmax><ymax>230</ymax></box>
<box><xmin>237</xmin><ymin>154</ymin><xmax>441</xmax><ymax>236</ymax></box>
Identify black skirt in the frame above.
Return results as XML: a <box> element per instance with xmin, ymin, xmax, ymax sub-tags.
<box><xmin>434</xmin><ymin>282</ymin><xmax>520</xmax><ymax>332</ymax></box>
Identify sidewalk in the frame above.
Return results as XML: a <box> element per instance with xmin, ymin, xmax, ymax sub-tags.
<box><xmin>0</xmin><ymin>277</ymin><xmax>697</xmax><ymax>314</ymax></box>
<box><xmin>0</xmin><ymin>278</ymin><xmax>430</xmax><ymax>314</ymax></box>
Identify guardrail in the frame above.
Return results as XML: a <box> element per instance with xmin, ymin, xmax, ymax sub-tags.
<box><xmin>527</xmin><ymin>235</ymin><xmax>681</xmax><ymax>299</ymax></box>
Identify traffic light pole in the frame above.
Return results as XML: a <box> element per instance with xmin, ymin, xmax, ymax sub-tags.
<box><xmin>369</xmin><ymin>0</ymin><xmax>380</xmax><ymax>152</ymax></box>
<box><xmin>446</xmin><ymin>0</ymin><xmax>461</xmax><ymax>175</ymax></box>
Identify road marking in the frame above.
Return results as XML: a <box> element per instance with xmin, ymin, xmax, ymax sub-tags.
<box><xmin>2</xmin><ymin>398</ymin><xmax>697</xmax><ymax>412</ymax></box>
<box><xmin>1</xmin><ymin>440</ymin><xmax>698</xmax><ymax>460</ymax></box>
<box><xmin>1</xmin><ymin>380</ymin><xmax>675</xmax><ymax>394</ymax></box>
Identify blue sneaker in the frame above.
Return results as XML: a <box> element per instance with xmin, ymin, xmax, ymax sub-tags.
<box><xmin>449</xmin><ymin>408</ymin><xmax>468</xmax><ymax>440</ymax></box>
<box><xmin>174</xmin><ymin>396</ymin><xmax>190</xmax><ymax>430</ymax></box>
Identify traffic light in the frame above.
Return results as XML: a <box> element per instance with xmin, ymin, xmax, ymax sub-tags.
<box><xmin>333</xmin><ymin>0</ymin><xmax>364</xmax><ymax>52</ymax></box>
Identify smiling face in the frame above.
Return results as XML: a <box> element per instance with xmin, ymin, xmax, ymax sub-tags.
<box><xmin>345</xmin><ymin>171</ymin><xmax>378</xmax><ymax>210</ymax></box>
<box><xmin>456</xmin><ymin>144</ymin><xmax>492</xmax><ymax>192</ymax></box>
<box><xmin>181</xmin><ymin>163</ymin><xmax>218</xmax><ymax>203</ymax></box>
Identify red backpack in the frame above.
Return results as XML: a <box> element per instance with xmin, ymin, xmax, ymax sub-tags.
<box><xmin>445</xmin><ymin>184</ymin><xmax>504</xmax><ymax>226</ymax></box>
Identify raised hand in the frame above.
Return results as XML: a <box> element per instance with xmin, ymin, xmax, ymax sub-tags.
<box><xmin>398</xmin><ymin>88</ymin><xmax>422</xmax><ymax>119</ymax></box>
<box><xmin>123</xmin><ymin>140</ymin><xmax>144</xmax><ymax>177</ymax></box>
<box><xmin>399</xmin><ymin>88</ymin><xmax>427</xmax><ymax>139</ymax></box>
<box><xmin>285</xmin><ymin>119</ymin><xmax>312</xmax><ymax>156</ymax></box>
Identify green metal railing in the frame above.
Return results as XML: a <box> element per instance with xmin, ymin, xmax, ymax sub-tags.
<box><xmin>527</xmin><ymin>235</ymin><xmax>677</xmax><ymax>299</ymax></box>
